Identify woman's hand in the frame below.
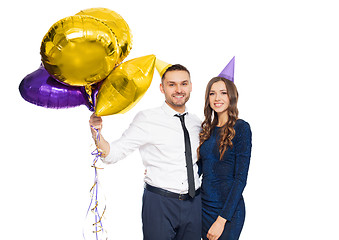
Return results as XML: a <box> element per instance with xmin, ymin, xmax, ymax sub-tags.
<box><xmin>207</xmin><ymin>216</ymin><xmax>227</xmax><ymax>240</ymax></box>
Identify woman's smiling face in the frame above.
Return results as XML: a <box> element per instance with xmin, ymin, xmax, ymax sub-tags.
<box><xmin>209</xmin><ymin>80</ymin><xmax>230</xmax><ymax>114</ymax></box>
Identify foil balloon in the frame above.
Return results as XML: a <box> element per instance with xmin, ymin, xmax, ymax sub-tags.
<box><xmin>19</xmin><ymin>65</ymin><xmax>91</xmax><ymax>109</ymax></box>
<box><xmin>95</xmin><ymin>55</ymin><xmax>156</xmax><ymax>116</ymax></box>
<box><xmin>76</xmin><ymin>8</ymin><xmax>132</xmax><ymax>64</ymax></box>
<box><xmin>40</xmin><ymin>15</ymin><xmax>119</xmax><ymax>87</ymax></box>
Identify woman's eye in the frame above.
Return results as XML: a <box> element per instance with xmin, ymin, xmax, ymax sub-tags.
<box><xmin>209</xmin><ymin>92</ymin><xmax>214</xmax><ymax>96</ymax></box>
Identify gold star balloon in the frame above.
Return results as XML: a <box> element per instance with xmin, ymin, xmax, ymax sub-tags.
<box><xmin>95</xmin><ymin>55</ymin><xmax>156</xmax><ymax>116</ymax></box>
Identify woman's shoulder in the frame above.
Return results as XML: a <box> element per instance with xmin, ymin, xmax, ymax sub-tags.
<box><xmin>235</xmin><ymin>119</ymin><xmax>250</xmax><ymax>128</ymax></box>
<box><xmin>234</xmin><ymin>119</ymin><xmax>251</xmax><ymax>135</ymax></box>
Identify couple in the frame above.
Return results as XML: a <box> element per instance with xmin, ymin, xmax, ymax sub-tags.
<box><xmin>89</xmin><ymin>62</ymin><xmax>252</xmax><ymax>240</ymax></box>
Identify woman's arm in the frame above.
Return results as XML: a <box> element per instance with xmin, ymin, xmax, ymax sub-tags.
<box><xmin>219</xmin><ymin>120</ymin><xmax>252</xmax><ymax>220</ymax></box>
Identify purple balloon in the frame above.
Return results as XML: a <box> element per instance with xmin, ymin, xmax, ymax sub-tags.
<box><xmin>19</xmin><ymin>65</ymin><xmax>92</xmax><ymax>109</ymax></box>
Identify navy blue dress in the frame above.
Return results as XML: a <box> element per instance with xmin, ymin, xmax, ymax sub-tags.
<box><xmin>200</xmin><ymin>119</ymin><xmax>252</xmax><ymax>240</ymax></box>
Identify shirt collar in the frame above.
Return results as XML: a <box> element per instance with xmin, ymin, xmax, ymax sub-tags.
<box><xmin>161</xmin><ymin>101</ymin><xmax>188</xmax><ymax>117</ymax></box>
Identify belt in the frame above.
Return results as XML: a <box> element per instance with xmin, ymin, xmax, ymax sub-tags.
<box><xmin>145</xmin><ymin>183</ymin><xmax>200</xmax><ymax>201</ymax></box>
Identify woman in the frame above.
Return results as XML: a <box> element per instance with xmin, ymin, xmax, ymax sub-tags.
<box><xmin>198</xmin><ymin>77</ymin><xmax>252</xmax><ymax>240</ymax></box>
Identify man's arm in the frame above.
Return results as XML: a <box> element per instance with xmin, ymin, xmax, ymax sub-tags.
<box><xmin>89</xmin><ymin>113</ymin><xmax>110</xmax><ymax>157</ymax></box>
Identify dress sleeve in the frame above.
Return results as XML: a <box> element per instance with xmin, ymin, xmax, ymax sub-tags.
<box><xmin>103</xmin><ymin>111</ymin><xmax>150</xmax><ymax>164</ymax></box>
<box><xmin>220</xmin><ymin>121</ymin><xmax>252</xmax><ymax>221</ymax></box>
<box><xmin>197</xmin><ymin>159</ymin><xmax>202</xmax><ymax>177</ymax></box>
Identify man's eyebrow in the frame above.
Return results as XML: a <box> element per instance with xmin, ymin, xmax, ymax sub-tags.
<box><xmin>166</xmin><ymin>80</ymin><xmax>189</xmax><ymax>84</ymax></box>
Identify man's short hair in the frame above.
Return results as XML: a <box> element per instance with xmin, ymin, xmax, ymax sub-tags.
<box><xmin>162</xmin><ymin>64</ymin><xmax>190</xmax><ymax>81</ymax></box>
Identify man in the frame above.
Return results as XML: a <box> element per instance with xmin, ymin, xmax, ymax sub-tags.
<box><xmin>89</xmin><ymin>64</ymin><xmax>201</xmax><ymax>239</ymax></box>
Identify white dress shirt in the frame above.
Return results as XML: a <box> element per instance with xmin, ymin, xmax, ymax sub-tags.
<box><xmin>103</xmin><ymin>102</ymin><xmax>201</xmax><ymax>194</ymax></box>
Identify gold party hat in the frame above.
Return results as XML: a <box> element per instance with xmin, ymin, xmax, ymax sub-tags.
<box><xmin>155</xmin><ymin>58</ymin><xmax>172</xmax><ymax>78</ymax></box>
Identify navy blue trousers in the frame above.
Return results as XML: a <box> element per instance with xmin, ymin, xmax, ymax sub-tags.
<box><xmin>142</xmin><ymin>188</ymin><xmax>202</xmax><ymax>240</ymax></box>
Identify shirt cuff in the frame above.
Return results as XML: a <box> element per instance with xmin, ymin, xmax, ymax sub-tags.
<box><xmin>101</xmin><ymin>142</ymin><xmax>117</xmax><ymax>164</ymax></box>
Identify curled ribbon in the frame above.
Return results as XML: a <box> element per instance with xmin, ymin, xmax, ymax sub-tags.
<box><xmin>84</xmin><ymin>126</ymin><xmax>107</xmax><ymax>240</ymax></box>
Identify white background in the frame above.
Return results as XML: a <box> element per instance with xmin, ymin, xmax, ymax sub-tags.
<box><xmin>1</xmin><ymin>0</ymin><xmax>339</xmax><ymax>239</ymax></box>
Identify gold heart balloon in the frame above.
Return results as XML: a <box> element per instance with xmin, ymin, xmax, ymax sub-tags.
<box><xmin>76</xmin><ymin>8</ymin><xmax>132</xmax><ymax>64</ymax></box>
<box><xmin>95</xmin><ymin>55</ymin><xmax>156</xmax><ymax>116</ymax></box>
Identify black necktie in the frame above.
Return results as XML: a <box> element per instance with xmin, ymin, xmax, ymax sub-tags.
<box><xmin>175</xmin><ymin>113</ymin><xmax>195</xmax><ymax>198</ymax></box>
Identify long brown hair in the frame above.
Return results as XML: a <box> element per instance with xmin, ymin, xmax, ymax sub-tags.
<box><xmin>198</xmin><ymin>77</ymin><xmax>239</xmax><ymax>160</ymax></box>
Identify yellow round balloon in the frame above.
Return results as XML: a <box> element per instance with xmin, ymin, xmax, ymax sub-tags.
<box><xmin>95</xmin><ymin>55</ymin><xmax>156</xmax><ymax>116</ymax></box>
<box><xmin>76</xmin><ymin>8</ymin><xmax>132</xmax><ymax>64</ymax></box>
<box><xmin>41</xmin><ymin>15</ymin><xmax>119</xmax><ymax>86</ymax></box>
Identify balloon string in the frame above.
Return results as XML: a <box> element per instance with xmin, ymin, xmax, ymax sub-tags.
<box><xmin>83</xmin><ymin>126</ymin><xmax>107</xmax><ymax>240</ymax></box>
